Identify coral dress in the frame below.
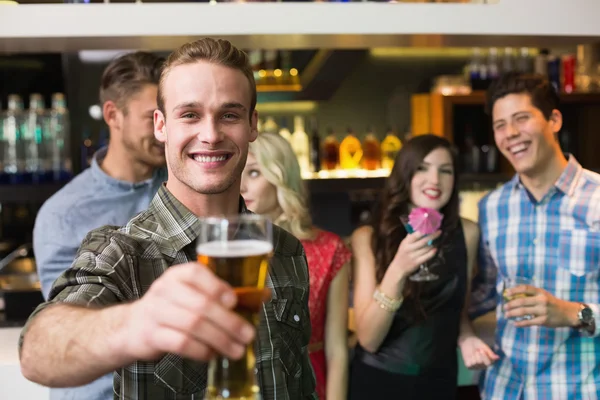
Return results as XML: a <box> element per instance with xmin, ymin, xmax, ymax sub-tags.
<box><xmin>300</xmin><ymin>230</ymin><xmax>352</xmax><ymax>400</ymax></box>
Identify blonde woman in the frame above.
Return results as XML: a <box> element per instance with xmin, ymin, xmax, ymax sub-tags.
<box><xmin>241</xmin><ymin>132</ymin><xmax>351</xmax><ymax>400</ymax></box>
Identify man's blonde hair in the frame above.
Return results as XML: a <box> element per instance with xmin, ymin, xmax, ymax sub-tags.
<box><xmin>249</xmin><ymin>132</ymin><xmax>315</xmax><ymax>241</ymax></box>
<box><xmin>157</xmin><ymin>38</ymin><xmax>256</xmax><ymax>116</ymax></box>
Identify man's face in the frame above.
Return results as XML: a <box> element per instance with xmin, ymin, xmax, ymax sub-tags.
<box><xmin>154</xmin><ymin>61</ymin><xmax>258</xmax><ymax>195</ymax></box>
<box><xmin>492</xmin><ymin>93</ymin><xmax>562</xmax><ymax>177</ymax></box>
<box><xmin>120</xmin><ymin>84</ymin><xmax>166</xmax><ymax>168</ymax></box>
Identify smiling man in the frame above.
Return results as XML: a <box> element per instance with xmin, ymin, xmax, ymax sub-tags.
<box><xmin>470</xmin><ymin>72</ymin><xmax>600</xmax><ymax>399</ymax></box>
<box><xmin>19</xmin><ymin>38</ymin><xmax>316</xmax><ymax>400</ymax></box>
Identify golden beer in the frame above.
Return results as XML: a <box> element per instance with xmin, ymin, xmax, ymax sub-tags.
<box><xmin>197</xmin><ymin>239</ymin><xmax>273</xmax><ymax>400</ymax></box>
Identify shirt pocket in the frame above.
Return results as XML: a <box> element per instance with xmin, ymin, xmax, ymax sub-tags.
<box><xmin>271</xmin><ymin>290</ymin><xmax>309</xmax><ymax>377</ymax></box>
<box><xmin>153</xmin><ymin>353</ymin><xmax>207</xmax><ymax>395</ymax></box>
<box><xmin>557</xmin><ymin>229</ymin><xmax>600</xmax><ymax>277</ymax></box>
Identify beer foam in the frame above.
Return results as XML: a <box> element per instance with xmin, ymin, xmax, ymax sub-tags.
<box><xmin>196</xmin><ymin>240</ymin><xmax>273</xmax><ymax>258</ymax></box>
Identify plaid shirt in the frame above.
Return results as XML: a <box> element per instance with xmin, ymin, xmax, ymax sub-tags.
<box><xmin>21</xmin><ymin>185</ymin><xmax>317</xmax><ymax>400</ymax></box>
<box><xmin>470</xmin><ymin>156</ymin><xmax>600</xmax><ymax>399</ymax></box>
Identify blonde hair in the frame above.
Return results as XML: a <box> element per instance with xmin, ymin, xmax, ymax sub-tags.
<box><xmin>157</xmin><ymin>38</ymin><xmax>257</xmax><ymax>115</ymax></box>
<box><xmin>249</xmin><ymin>132</ymin><xmax>315</xmax><ymax>240</ymax></box>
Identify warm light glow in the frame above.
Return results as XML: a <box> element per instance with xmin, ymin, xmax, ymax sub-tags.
<box><xmin>370</xmin><ymin>47</ymin><xmax>538</xmax><ymax>59</ymax></box>
<box><xmin>289</xmin><ymin>68</ymin><xmax>298</xmax><ymax>77</ymax></box>
<box><xmin>302</xmin><ymin>168</ymin><xmax>392</xmax><ymax>180</ymax></box>
<box><xmin>273</xmin><ymin>69</ymin><xmax>282</xmax><ymax>77</ymax></box>
<box><xmin>258</xmin><ymin>69</ymin><xmax>267</xmax><ymax>78</ymax></box>
<box><xmin>256</xmin><ymin>101</ymin><xmax>317</xmax><ymax>114</ymax></box>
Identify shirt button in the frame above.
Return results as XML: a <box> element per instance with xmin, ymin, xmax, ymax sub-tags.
<box><xmin>533</xmin><ymin>237</ymin><xmax>538</xmax><ymax>245</ymax></box>
<box><xmin>293</xmin><ymin>314</ymin><xmax>300</xmax><ymax>322</ymax></box>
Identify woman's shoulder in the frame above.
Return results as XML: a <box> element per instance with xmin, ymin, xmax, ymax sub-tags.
<box><xmin>460</xmin><ymin>217</ymin><xmax>480</xmax><ymax>242</ymax></box>
<box><xmin>310</xmin><ymin>228</ymin><xmax>348</xmax><ymax>248</ymax></box>
<box><xmin>351</xmin><ymin>225</ymin><xmax>374</xmax><ymax>244</ymax></box>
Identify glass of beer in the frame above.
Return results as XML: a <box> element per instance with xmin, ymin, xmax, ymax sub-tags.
<box><xmin>502</xmin><ymin>276</ymin><xmax>533</xmax><ymax>322</ymax></box>
<box><xmin>196</xmin><ymin>214</ymin><xmax>273</xmax><ymax>400</ymax></box>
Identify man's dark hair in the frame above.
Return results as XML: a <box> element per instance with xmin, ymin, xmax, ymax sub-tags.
<box><xmin>486</xmin><ymin>71</ymin><xmax>560</xmax><ymax>120</ymax></box>
<box><xmin>100</xmin><ymin>51</ymin><xmax>165</xmax><ymax>114</ymax></box>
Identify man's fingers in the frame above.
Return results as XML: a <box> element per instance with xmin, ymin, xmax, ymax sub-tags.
<box><xmin>505</xmin><ymin>284</ymin><xmax>539</xmax><ymax>298</ymax></box>
<box><xmin>505</xmin><ymin>294</ymin><xmax>544</xmax><ymax>310</ymax></box>
<box><xmin>167</xmin><ymin>263</ymin><xmax>237</xmax><ymax>307</ymax></box>
<box><xmin>148</xmin><ymin>326</ymin><xmax>215</xmax><ymax>361</ymax></box>
<box><xmin>513</xmin><ymin>315</ymin><xmax>546</xmax><ymax>328</ymax></box>
<box><xmin>159</xmin><ymin>283</ymin><xmax>256</xmax><ymax>345</ymax></box>
<box><xmin>155</xmin><ymin>304</ymin><xmax>249</xmax><ymax>359</ymax></box>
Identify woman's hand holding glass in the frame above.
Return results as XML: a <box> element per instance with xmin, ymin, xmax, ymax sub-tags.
<box><xmin>389</xmin><ymin>230</ymin><xmax>441</xmax><ymax>280</ymax></box>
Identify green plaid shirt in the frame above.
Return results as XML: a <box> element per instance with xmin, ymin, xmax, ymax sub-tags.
<box><xmin>22</xmin><ymin>185</ymin><xmax>317</xmax><ymax>400</ymax></box>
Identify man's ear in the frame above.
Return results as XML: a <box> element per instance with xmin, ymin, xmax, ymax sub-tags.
<box><xmin>103</xmin><ymin>101</ymin><xmax>121</xmax><ymax>131</ymax></box>
<box><xmin>549</xmin><ymin>109</ymin><xmax>563</xmax><ymax>136</ymax></box>
<box><xmin>154</xmin><ymin>109</ymin><xmax>167</xmax><ymax>143</ymax></box>
<box><xmin>250</xmin><ymin>109</ymin><xmax>259</xmax><ymax>142</ymax></box>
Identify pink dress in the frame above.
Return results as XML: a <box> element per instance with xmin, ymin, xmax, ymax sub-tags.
<box><xmin>300</xmin><ymin>230</ymin><xmax>352</xmax><ymax>400</ymax></box>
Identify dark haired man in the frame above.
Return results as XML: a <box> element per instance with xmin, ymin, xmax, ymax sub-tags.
<box><xmin>470</xmin><ymin>71</ymin><xmax>600</xmax><ymax>398</ymax></box>
<box><xmin>33</xmin><ymin>51</ymin><xmax>166</xmax><ymax>400</ymax></box>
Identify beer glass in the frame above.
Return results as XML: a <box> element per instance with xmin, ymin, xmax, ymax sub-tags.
<box><xmin>196</xmin><ymin>214</ymin><xmax>273</xmax><ymax>400</ymax></box>
<box><xmin>502</xmin><ymin>276</ymin><xmax>533</xmax><ymax>322</ymax></box>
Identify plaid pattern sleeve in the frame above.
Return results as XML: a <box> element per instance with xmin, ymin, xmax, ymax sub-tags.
<box><xmin>476</xmin><ymin>156</ymin><xmax>600</xmax><ymax>400</ymax></box>
<box><xmin>19</xmin><ymin>185</ymin><xmax>317</xmax><ymax>400</ymax></box>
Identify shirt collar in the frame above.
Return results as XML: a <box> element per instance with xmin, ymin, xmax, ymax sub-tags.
<box><xmin>90</xmin><ymin>146</ymin><xmax>165</xmax><ymax>190</ymax></box>
<box><xmin>150</xmin><ymin>184</ymin><xmax>249</xmax><ymax>253</ymax></box>
<box><xmin>510</xmin><ymin>154</ymin><xmax>582</xmax><ymax>198</ymax></box>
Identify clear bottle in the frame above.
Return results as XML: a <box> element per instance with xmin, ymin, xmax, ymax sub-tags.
<box><xmin>2</xmin><ymin>94</ymin><xmax>26</xmax><ymax>184</ymax></box>
<box><xmin>26</xmin><ymin>93</ymin><xmax>47</xmax><ymax>183</ymax></box>
<box><xmin>278</xmin><ymin>116</ymin><xmax>292</xmax><ymax>143</ymax></box>
<box><xmin>47</xmin><ymin>93</ymin><xmax>72</xmax><ymax>182</ymax></box>
<box><xmin>262</xmin><ymin>116</ymin><xmax>279</xmax><ymax>135</ymax></box>
<box><xmin>291</xmin><ymin>116</ymin><xmax>310</xmax><ymax>175</ymax></box>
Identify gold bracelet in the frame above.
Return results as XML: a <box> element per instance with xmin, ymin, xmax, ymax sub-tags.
<box><xmin>373</xmin><ymin>286</ymin><xmax>403</xmax><ymax>312</ymax></box>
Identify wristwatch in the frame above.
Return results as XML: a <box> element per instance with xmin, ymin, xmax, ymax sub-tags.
<box><xmin>577</xmin><ymin>303</ymin><xmax>595</xmax><ymax>335</ymax></box>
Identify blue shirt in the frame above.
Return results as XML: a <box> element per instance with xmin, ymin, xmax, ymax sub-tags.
<box><xmin>470</xmin><ymin>156</ymin><xmax>600</xmax><ymax>399</ymax></box>
<box><xmin>33</xmin><ymin>147</ymin><xmax>166</xmax><ymax>400</ymax></box>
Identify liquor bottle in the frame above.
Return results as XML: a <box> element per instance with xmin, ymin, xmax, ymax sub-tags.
<box><xmin>309</xmin><ymin>116</ymin><xmax>321</xmax><ymax>173</ymax></box>
<box><xmin>321</xmin><ymin>128</ymin><xmax>340</xmax><ymax>170</ymax></box>
<box><xmin>339</xmin><ymin>127</ymin><xmax>362</xmax><ymax>170</ymax></box>
<box><xmin>380</xmin><ymin>127</ymin><xmax>402</xmax><ymax>170</ymax></box>
<box><xmin>467</xmin><ymin>48</ymin><xmax>484</xmax><ymax>90</ymax></box>
<box><xmin>291</xmin><ymin>116</ymin><xmax>310</xmax><ymax>175</ymax></box>
<box><xmin>361</xmin><ymin>127</ymin><xmax>381</xmax><ymax>171</ymax></box>
<box><xmin>47</xmin><ymin>93</ymin><xmax>72</xmax><ymax>182</ymax></box>
<box><xmin>502</xmin><ymin>47</ymin><xmax>516</xmax><ymax>73</ymax></box>
<box><xmin>2</xmin><ymin>94</ymin><xmax>26</xmax><ymax>184</ymax></box>
<box><xmin>487</xmin><ymin>47</ymin><xmax>500</xmax><ymax>82</ymax></box>
<box><xmin>263</xmin><ymin>116</ymin><xmax>279</xmax><ymax>135</ymax></box>
<box><xmin>517</xmin><ymin>47</ymin><xmax>533</xmax><ymax>73</ymax></box>
<box><xmin>278</xmin><ymin>116</ymin><xmax>292</xmax><ymax>143</ymax></box>
<box><xmin>25</xmin><ymin>93</ymin><xmax>47</xmax><ymax>183</ymax></box>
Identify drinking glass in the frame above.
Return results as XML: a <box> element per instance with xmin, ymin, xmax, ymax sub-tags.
<box><xmin>399</xmin><ymin>215</ymin><xmax>439</xmax><ymax>282</ymax></box>
<box><xmin>196</xmin><ymin>214</ymin><xmax>273</xmax><ymax>400</ymax></box>
<box><xmin>502</xmin><ymin>276</ymin><xmax>534</xmax><ymax>322</ymax></box>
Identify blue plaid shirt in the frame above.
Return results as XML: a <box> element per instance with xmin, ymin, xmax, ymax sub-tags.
<box><xmin>470</xmin><ymin>156</ymin><xmax>600</xmax><ymax>399</ymax></box>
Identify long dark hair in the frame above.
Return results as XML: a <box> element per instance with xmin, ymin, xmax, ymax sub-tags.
<box><xmin>370</xmin><ymin>134</ymin><xmax>460</xmax><ymax>318</ymax></box>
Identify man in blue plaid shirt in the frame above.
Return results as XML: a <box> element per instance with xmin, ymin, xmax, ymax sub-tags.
<box><xmin>470</xmin><ymin>72</ymin><xmax>600</xmax><ymax>399</ymax></box>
